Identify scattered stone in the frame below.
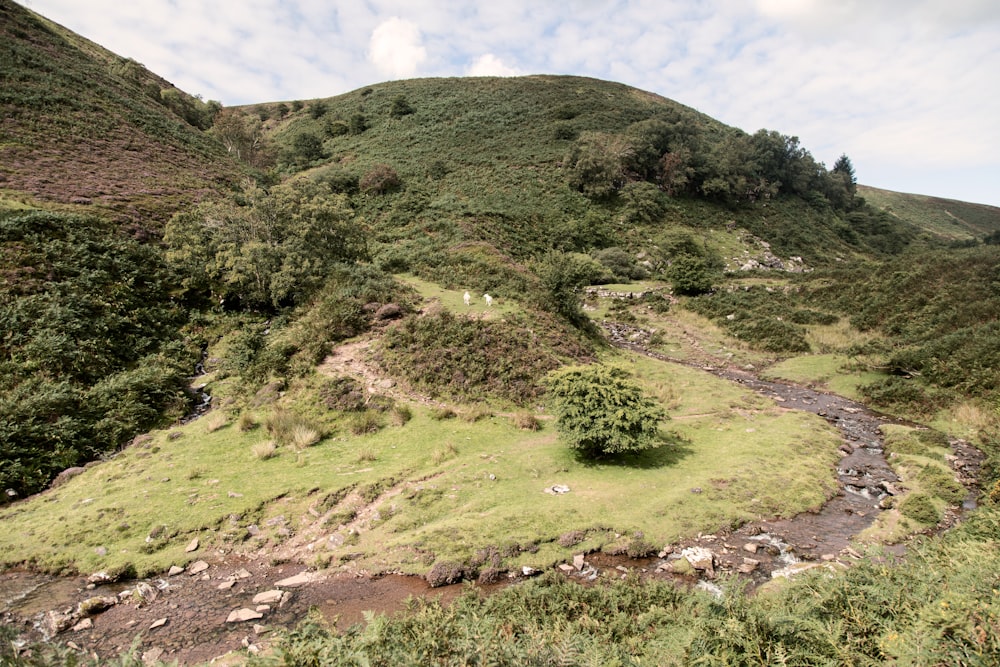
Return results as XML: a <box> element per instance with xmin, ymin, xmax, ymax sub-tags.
<box><xmin>573</xmin><ymin>554</ymin><xmax>585</xmax><ymax>571</ymax></box>
<box><xmin>167</xmin><ymin>565</ymin><xmax>184</xmax><ymax>576</ymax></box>
<box><xmin>134</xmin><ymin>582</ymin><xmax>158</xmax><ymax>603</ymax></box>
<box><xmin>233</xmin><ymin>568</ymin><xmax>252</xmax><ymax>579</ymax></box>
<box><xmin>44</xmin><ymin>611</ymin><xmax>75</xmax><ymax>635</ymax></box>
<box><xmin>226</xmin><ymin>608</ymin><xmax>264</xmax><ymax>623</ymax></box>
<box><xmin>87</xmin><ymin>571</ymin><xmax>112</xmax><ymax>585</ymax></box>
<box><xmin>71</xmin><ymin>618</ymin><xmax>93</xmax><ymax>632</ymax></box>
<box><xmin>217</xmin><ymin>580</ymin><xmax>236</xmax><ymax>590</ymax></box>
<box><xmin>521</xmin><ymin>566</ymin><xmax>538</xmax><ymax>576</ymax></box>
<box><xmin>188</xmin><ymin>560</ymin><xmax>209</xmax><ymax>575</ymax></box>
<box><xmin>275</xmin><ymin>572</ymin><xmax>314</xmax><ymax>588</ymax></box>
<box><xmin>558</xmin><ymin>564</ymin><xmax>575</xmax><ymax>573</ymax></box>
<box><xmin>543</xmin><ymin>485</ymin><xmax>571</xmax><ymax>494</ymax></box>
<box><xmin>253</xmin><ymin>590</ymin><xmax>284</xmax><ymax>605</ymax></box>
<box><xmin>185</xmin><ymin>537</ymin><xmax>199</xmax><ymax>553</ymax></box>
<box><xmin>141</xmin><ymin>647</ymin><xmax>164</xmax><ymax>665</ymax></box>
<box><xmin>821</xmin><ymin>554</ymin><xmax>837</xmax><ymax>562</ymax></box>
<box><xmin>255</xmin><ymin>605</ymin><xmax>271</xmax><ymax>613</ymax></box>
<box><xmin>842</xmin><ymin>547</ymin><xmax>862</xmax><ymax>560</ymax></box>
<box><xmin>737</xmin><ymin>558</ymin><xmax>759</xmax><ymax>574</ymax></box>
<box><xmin>78</xmin><ymin>596</ymin><xmax>117</xmax><ymax>616</ymax></box>
<box><xmin>680</xmin><ymin>546</ymin><xmax>716</xmax><ymax>577</ymax></box>
<box><xmin>690</xmin><ymin>487</ymin><xmax>703</xmax><ymax>494</ymax></box>
<box><xmin>742</xmin><ymin>543</ymin><xmax>759</xmax><ymax>554</ymax></box>
<box><xmin>149</xmin><ymin>618</ymin><xmax>167</xmax><ymax>630</ymax></box>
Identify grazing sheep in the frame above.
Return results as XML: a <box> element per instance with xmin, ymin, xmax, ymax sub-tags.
<box><xmin>483</xmin><ymin>293</ymin><xmax>493</xmax><ymax>307</ymax></box>
<box><xmin>463</xmin><ymin>291</ymin><xmax>471</xmax><ymax>306</ymax></box>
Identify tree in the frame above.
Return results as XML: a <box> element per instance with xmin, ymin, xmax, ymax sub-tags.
<box><xmin>669</xmin><ymin>255</ymin><xmax>715</xmax><ymax>296</ymax></box>
<box><xmin>546</xmin><ymin>365</ymin><xmax>667</xmax><ymax>458</ymax></box>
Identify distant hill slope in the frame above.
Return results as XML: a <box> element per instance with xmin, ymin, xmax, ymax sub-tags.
<box><xmin>0</xmin><ymin>0</ymin><xmax>245</xmax><ymax>224</ymax></box>
<box><xmin>858</xmin><ymin>184</ymin><xmax>1000</xmax><ymax>240</ymax></box>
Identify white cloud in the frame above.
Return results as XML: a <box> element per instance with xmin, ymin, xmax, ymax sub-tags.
<box><xmin>466</xmin><ymin>54</ymin><xmax>521</xmax><ymax>77</ymax></box>
<box><xmin>368</xmin><ymin>17</ymin><xmax>427</xmax><ymax>79</ymax></box>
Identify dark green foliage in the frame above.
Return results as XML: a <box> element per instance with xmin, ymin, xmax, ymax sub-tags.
<box><xmin>532</xmin><ymin>251</ymin><xmax>598</xmax><ymax>328</ymax></box>
<box><xmin>805</xmin><ymin>245</ymin><xmax>1000</xmax><ymax>406</ymax></box>
<box><xmin>379</xmin><ymin>310</ymin><xmax>590</xmax><ymax>403</ymax></box>
<box><xmin>900</xmin><ymin>493</ymin><xmax>941</xmax><ymax>524</ymax></box>
<box><xmin>668</xmin><ymin>255</ymin><xmax>715</xmax><ymax>296</ymax></box>
<box><xmin>165</xmin><ymin>179</ymin><xmax>368</xmax><ymax>310</ymax></box>
<box><xmin>684</xmin><ymin>286</ymin><xmax>818</xmax><ymax>353</ymax></box>
<box><xmin>593</xmin><ymin>247</ymin><xmax>647</xmax><ymax>281</ymax></box>
<box><xmin>0</xmin><ymin>211</ymin><xmax>191</xmax><ymax>496</ymax></box>
<box><xmin>546</xmin><ymin>365</ymin><xmax>667</xmax><ymax>458</ymax></box>
<box><xmin>389</xmin><ymin>95</ymin><xmax>414</xmax><ymax>118</ymax></box>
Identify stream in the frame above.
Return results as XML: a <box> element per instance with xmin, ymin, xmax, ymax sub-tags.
<box><xmin>0</xmin><ymin>322</ymin><xmax>984</xmax><ymax>664</ymax></box>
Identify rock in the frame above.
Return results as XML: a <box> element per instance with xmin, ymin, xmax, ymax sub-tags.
<box><xmin>680</xmin><ymin>546</ymin><xmax>715</xmax><ymax>576</ymax></box>
<box><xmin>226</xmin><ymin>608</ymin><xmax>264</xmax><ymax>623</ymax></box>
<box><xmin>255</xmin><ymin>605</ymin><xmax>271</xmax><ymax>613</ymax></box>
<box><xmin>185</xmin><ymin>537</ymin><xmax>199</xmax><ymax>553</ymax></box>
<box><xmin>252</xmin><ymin>590</ymin><xmax>284</xmax><ymax>605</ymax></box>
<box><xmin>142</xmin><ymin>647</ymin><xmax>164</xmax><ymax>664</ymax></box>
<box><xmin>374</xmin><ymin>303</ymin><xmax>403</xmax><ymax>321</ymax></box>
<box><xmin>149</xmin><ymin>618</ymin><xmax>168</xmax><ymax>630</ymax></box>
<box><xmin>253</xmin><ymin>624</ymin><xmax>269</xmax><ymax>635</ymax></box>
<box><xmin>217</xmin><ymin>580</ymin><xmax>236</xmax><ymax>590</ymax></box>
<box><xmin>543</xmin><ymin>484</ymin><xmax>570</xmax><ymax>494</ymax></box>
<box><xmin>167</xmin><ymin>565</ymin><xmax>184</xmax><ymax>576</ymax></box>
<box><xmin>425</xmin><ymin>561</ymin><xmax>466</xmax><ymax>587</ymax></box>
<box><xmin>275</xmin><ymin>572</ymin><xmax>314</xmax><ymax>588</ymax></box>
<box><xmin>87</xmin><ymin>571</ymin><xmax>112</xmax><ymax>585</ymax></box>
<box><xmin>43</xmin><ymin>611</ymin><xmax>75</xmax><ymax>635</ymax></box>
<box><xmin>233</xmin><ymin>568</ymin><xmax>252</xmax><ymax>579</ymax></box>
<box><xmin>188</xmin><ymin>560</ymin><xmax>209</xmax><ymax>575</ymax></box>
<box><xmin>78</xmin><ymin>596</ymin><xmax>117</xmax><ymax>616</ymax></box>
<box><xmin>737</xmin><ymin>558</ymin><xmax>759</xmax><ymax>574</ymax></box>
<box><xmin>521</xmin><ymin>566</ymin><xmax>538</xmax><ymax>577</ymax></box>
<box><xmin>71</xmin><ymin>618</ymin><xmax>93</xmax><ymax>632</ymax></box>
<box><xmin>742</xmin><ymin>543</ymin><xmax>759</xmax><ymax>554</ymax></box>
<box><xmin>558</xmin><ymin>564</ymin><xmax>575</xmax><ymax>573</ymax></box>
<box><xmin>134</xmin><ymin>582</ymin><xmax>158</xmax><ymax>603</ymax></box>
<box><xmin>573</xmin><ymin>554</ymin><xmax>586</xmax><ymax>571</ymax></box>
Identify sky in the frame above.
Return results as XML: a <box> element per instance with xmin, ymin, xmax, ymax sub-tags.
<box><xmin>21</xmin><ymin>0</ymin><xmax>1000</xmax><ymax>206</ymax></box>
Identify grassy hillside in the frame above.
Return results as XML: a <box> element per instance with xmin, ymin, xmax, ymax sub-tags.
<box><xmin>0</xmin><ymin>0</ymin><xmax>245</xmax><ymax>224</ymax></box>
<box><xmin>859</xmin><ymin>184</ymin><xmax>1000</xmax><ymax>240</ymax></box>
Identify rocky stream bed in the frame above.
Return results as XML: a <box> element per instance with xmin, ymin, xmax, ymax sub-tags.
<box><xmin>0</xmin><ymin>322</ymin><xmax>984</xmax><ymax>665</ymax></box>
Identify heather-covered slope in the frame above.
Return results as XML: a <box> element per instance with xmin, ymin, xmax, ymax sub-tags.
<box><xmin>0</xmin><ymin>0</ymin><xmax>245</xmax><ymax>224</ymax></box>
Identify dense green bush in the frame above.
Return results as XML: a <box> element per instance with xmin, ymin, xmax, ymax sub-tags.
<box><xmin>546</xmin><ymin>365</ymin><xmax>667</xmax><ymax>458</ymax></box>
<box><xmin>0</xmin><ymin>211</ymin><xmax>192</xmax><ymax>496</ymax></box>
<box><xmin>378</xmin><ymin>310</ymin><xmax>590</xmax><ymax>403</ymax></box>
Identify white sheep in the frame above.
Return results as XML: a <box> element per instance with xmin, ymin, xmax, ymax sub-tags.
<box><xmin>463</xmin><ymin>291</ymin><xmax>471</xmax><ymax>306</ymax></box>
<box><xmin>483</xmin><ymin>293</ymin><xmax>493</xmax><ymax>307</ymax></box>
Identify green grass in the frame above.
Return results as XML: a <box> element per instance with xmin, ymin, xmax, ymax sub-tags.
<box><xmin>0</xmin><ymin>349</ymin><xmax>842</xmax><ymax>578</ymax></box>
<box><xmin>764</xmin><ymin>353</ymin><xmax>883</xmax><ymax>400</ymax></box>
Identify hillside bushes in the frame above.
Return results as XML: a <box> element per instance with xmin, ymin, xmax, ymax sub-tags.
<box><xmin>0</xmin><ymin>211</ymin><xmax>192</xmax><ymax>497</ymax></box>
<box><xmin>377</xmin><ymin>310</ymin><xmax>592</xmax><ymax>403</ymax></box>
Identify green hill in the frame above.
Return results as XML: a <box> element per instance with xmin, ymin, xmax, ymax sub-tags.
<box><xmin>859</xmin><ymin>184</ymin><xmax>1000</xmax><ymax>240</ymax></box>
<box><xmin>0</xmin><ymin>0</ymin><xmax>245</xmax><ymax>224</ymax></box>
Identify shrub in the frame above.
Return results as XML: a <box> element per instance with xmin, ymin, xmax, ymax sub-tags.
<box><xmin>512</xmin><ymin>412</ymin><xmax>542</xmax><ymax>431</ymax></box>
<box><xmin>252</xmin><ymin>440</ymin><xmax>278</xmax><ymax>460</ymax></box>
<box><xmin>669</xmin><ymin>255</ymin><xmax>715</xmax><ymax>296</ymax></box>
<box><xmin>545</xmin><ymin>365</ymin><xmax>668</xmax><ymax>458</ymax></box>
<box><xmin>390</xmin><ymin>404</ymin><xmax>412</xmax><ymax>426</ymax></box>
<box><xmin>204</xmin><ymin>411</ymin><xmax>227</xmax><ymax>433</ymax></box>
<box><xmin>237</xmin><ymin>412</ymin><xmax>259</xmax><ymax>432</ymax></box>
<box><xmin>360</xmin><ymin>164</ymin><xmax>401</xmax><ymax>194</ymax></box>
<box><xmin>348</xmin><ymin>411</ymin><xmax>384</xmax><ymax>435</ymax></box>
<box><xmin>899</xmin><ymin>493</ymin><xmax>940</xmax><ymax>525</ymax></box>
